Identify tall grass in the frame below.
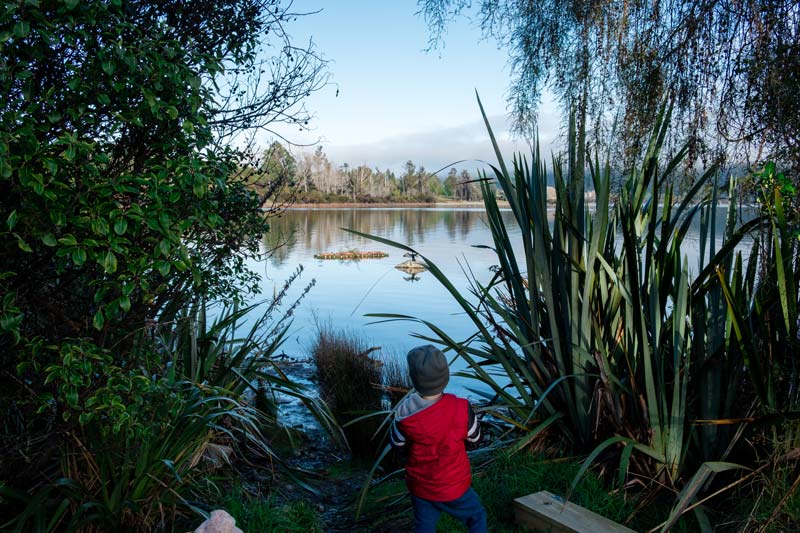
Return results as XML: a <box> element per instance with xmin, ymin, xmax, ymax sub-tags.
<box><xmin>219</xmin><ymin>487</ymin><xmax>322</xmax><ymax>532</ymax></box>
<box><xmin>380</xmin><ymin>352</ymin><xmax>412</xmax><ymax>407</ymax></box>
<box><xmin>353</xmin><ymin>97</ymin><xmax>799</xmax><ymax>528</ymax></box>
<box><xmin>312</xmin><ymin>327</ymin><xmax>384</xmax><ymax>459</ymax></box>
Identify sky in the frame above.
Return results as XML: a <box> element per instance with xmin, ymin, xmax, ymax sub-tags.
<box><xmin>267</xmin><ymin>1</ymin><xmax>562</xmax><ymax>175</ymax></box>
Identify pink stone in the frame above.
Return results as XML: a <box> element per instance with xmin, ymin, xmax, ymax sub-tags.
<box><xmin>193</xmin><ymin>510</ymin><xmax>243</xmax><ymax>533</ymax></box>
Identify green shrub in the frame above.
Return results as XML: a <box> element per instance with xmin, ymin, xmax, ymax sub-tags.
<box><xmin>1</xmin><ymin>375</ymin><xmax>268</xmax><ymax>531</ymax></box>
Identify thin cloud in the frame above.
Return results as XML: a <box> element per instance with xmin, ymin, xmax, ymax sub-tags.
<box><xmin>318</xmin><ymin>113</ymin><xmax>561</xmax><ymax>174</ymax></box>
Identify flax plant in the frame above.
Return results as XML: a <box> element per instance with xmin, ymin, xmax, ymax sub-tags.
<box><xmin>152</xmin><ymin>269</ymin><xmax>339</xmax><ymax>439</ymax></box>
<box><xmin>354</xmin><ymin>95</ymin><xmax>800</xmax><ymax>528</ymax></box>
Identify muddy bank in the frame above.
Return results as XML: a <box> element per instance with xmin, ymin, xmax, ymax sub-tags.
<box><xmin>263</xmin><ymin>357</ymin><xmax>413</xmax><ymax>532</ymax></box>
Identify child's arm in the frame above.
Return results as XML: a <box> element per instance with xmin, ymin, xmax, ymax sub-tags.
<box><xmin>465</xmin><ymin>405</ymin><xmax>482</xmax><ymax>450</ymax></box>
<box><xmin>390</xmin><ymin>418</ymin><xmax>408</xmax><ymax>462</ymax></box>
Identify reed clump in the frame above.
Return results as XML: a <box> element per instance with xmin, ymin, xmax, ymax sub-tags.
<box><xmin>380</xmin><ymin>353</ymin><xmax>412</xmax><ymax>407</ymax></box>
<box><xmin>312</xmin><ymin>328</ymin><xmax>384</xmax><ymax>458</ymax></box>
<box><xmin>354</xmin><ymin>98</ymin><xmax>800</xmax><ymax>528</ymax></box>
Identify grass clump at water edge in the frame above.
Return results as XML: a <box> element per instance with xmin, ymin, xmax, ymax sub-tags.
<box><xmin>312</xmin><ymin>327</ymin><xmax>385</xmax><ymax>459</ymax></box>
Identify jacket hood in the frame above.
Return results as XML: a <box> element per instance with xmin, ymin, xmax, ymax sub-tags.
<box><xmin>394</xmin><ymin>392</ymin><xmax>441</xmax><ymax>422</ymax></box>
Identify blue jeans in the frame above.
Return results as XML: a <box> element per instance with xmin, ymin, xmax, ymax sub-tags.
<box><xmin>410</xmin><ymin>488</ymin><xmax>488</xmax><ymax>533</ymax></box>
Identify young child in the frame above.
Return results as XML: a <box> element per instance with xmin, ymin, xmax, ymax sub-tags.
<box><xmin>390</xmin><ymin>345</ymin><xmax>487</xmax><ymax>533</ymax></box>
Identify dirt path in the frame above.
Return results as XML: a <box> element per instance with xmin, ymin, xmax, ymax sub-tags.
<box><xmin>268</xmin><ymin>359</ymin><xmax>413</xmax><ymax>532</ymax></box>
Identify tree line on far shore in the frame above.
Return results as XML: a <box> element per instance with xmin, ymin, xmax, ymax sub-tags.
<box><xmin>249</xmin><ymin>142</ymin><xmax>485</xmax><ymax>204</ymax></box>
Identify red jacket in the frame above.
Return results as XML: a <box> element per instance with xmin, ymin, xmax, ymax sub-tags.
<box><xmin>394</xmin><ymin>393</ymin><xmax>472</xmax><ymax>501</ymax></box>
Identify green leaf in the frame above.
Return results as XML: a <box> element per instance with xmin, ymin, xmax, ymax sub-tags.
<box><xmin>157</xmin><ymin>261</ymin><xmax>170</xmax><ymax>276</ymax></box>
<box><xmin>207</xmin><ymin>213</ymin><xmax>222</xmax><ymax>227</ymax></box>
<box><xmin>102</xmin><ymin>61</ymin><xmax>115</xmax><ymax>75</ymax></box>
<box><xmin>158</xmin><ymin>239</ymin><xmax>171</xmax><ymax>257</ymax></box>
<box><xmin>113</xmin><ymin>218</ymin><xmax>127</xmax><ymax>235</ymax></box>
<box><xmin>13</xmin><ymin>21</ymin><xmax>30</xmax><ymax>38</ymax></box>
<box><xmin>0</xmin><ymin>159</ymin><xmax>11</xmax><ymax>178</ymax></box>
<box><xmin>66</xmin><ymin>391</ymin><xmax>78</xmax><ymax>407</ymax></box>
<box><xmin>93</xmin><ymin>309</ymin><xmax>105</xmax><ymax>330</ymax></box>
<box><xmin>40</xmin><ymin>233</ymin><xmax>57</xmax><ymax>247</ymax></box>
<box><xmin>16</xmin><ymin>237</ymin><xmax>32</xmax><ymax>252</ymax></box>
<box><xmin>166</xmin><ymin>106</ymin><xmax>179</xmax><ymax>120</ymax></box>
<box><xmin>103</xmin><ymin>251</ymin><xmax>117</xmax><ymax>273</ymax></box>
<box><xmin>661</xmin><ymin>462</ymin><xmax>748</xmax><ymax>532</ymax></box>
<box><xmin>6</xmin><ymin>210</ymin><xmax>17</xmax><ymax>230</ymax></box>
<box><xmin>119</xmin><ymin>295</ymin><xmax>131</xmax><ymax>312</ymax></box>
<box><xmin>58</xmin><ymin>234</ymin><xmax>77</xmax><ymax>246</ymax></box>
<box><xmin>91</xmin><ymin>218</ymin><xmax>109</xmax><ymax>236</ymax></box>
<box><xmin>71</xmin><ymin>247</ymin><xmax>86</xmax><ymax>266</ymax></box>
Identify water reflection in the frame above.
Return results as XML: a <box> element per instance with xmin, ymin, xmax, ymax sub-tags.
<box><xmin>253</xmin><ymin>209</ymin><xmax>507</xmax><ymax>388</ymax></box>
<box><xmin>261</xmin><ymin>208</ymin><xmax>500</xmax><ymax>265</ymax></box>
<box><xmin>403</xmin><ymin>272</ymin><xmax>423</xmax><ymax>282</ymax></box>
<box><xmin>251</xmin><ymin>206</ymin><xmax>751</xmax><ymax>398</ymax></box>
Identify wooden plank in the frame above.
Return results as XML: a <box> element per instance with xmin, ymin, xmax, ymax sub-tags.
<box><xmin>513</xmin><ymin>491</ymin><xmax>637</xmax><ymax>532</ymax></box>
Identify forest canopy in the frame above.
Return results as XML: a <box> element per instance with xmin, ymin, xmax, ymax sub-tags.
<box><xmin>0</xmin><ymin>0</ymin><xmax>327</xmax><ymax>346</ymax></box>
<box><xmin>419</xmin><ymin>0</ymin><xmax>800</xmax><ymax>172</ymax></box>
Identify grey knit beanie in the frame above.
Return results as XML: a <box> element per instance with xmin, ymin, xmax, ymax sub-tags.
<box><xmin>407</xmin><ymin>345</ymin><xmax>449</xmax><ymax>396</ymax></box>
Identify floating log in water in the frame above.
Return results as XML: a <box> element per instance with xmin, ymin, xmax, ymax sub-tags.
<box><xmin>314</xmin><ymin>250</ymin><xmax>389</xmax><ymax>260</ymax></box>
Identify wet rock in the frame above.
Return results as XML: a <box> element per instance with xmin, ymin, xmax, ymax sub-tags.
<box><xmin>193</xmin><ymin>510</ymin><xmax>242</xmax><ymax>533</ymax></box>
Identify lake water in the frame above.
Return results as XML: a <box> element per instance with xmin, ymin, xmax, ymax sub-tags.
<box><xmin>253</xmin><ymin>208</ymin><xmax>513</xmax><ymax>364</ymax></box>
<box><xmin>247</xmin><ymin>206</ymin><xmax>752</xmax><ymax>399</ymax></box>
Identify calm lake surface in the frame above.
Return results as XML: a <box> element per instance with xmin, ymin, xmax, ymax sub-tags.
<box><xmin>247</xmin><ymin>206</ymin><xmax>751</xmax><ymax>398</ymax></box>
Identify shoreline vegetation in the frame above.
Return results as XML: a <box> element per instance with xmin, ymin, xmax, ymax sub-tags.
<box><xmin>288</xmin><ymin>199</ymin><xmax>498</xmax><ymax>209</ymax></box>
<box><xmin>2</xmin><ymin>1</ymin><xmax>798</xmax><ymax>532</ymax></box>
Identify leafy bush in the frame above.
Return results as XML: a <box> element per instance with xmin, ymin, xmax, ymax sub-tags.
<box><xmin>0</xmin><ymin>1</ymin><xmax>329</xmax><ymax>527</ymax></box>
<box><xmin>1</xmin><ymin>373</ymin><xmax>267</xmax><ymax>531</ymax></box>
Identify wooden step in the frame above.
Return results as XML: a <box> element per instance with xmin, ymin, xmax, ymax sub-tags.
<box><xmin>514</xmin><ymin>491</ymin><xmax>637</xmax><ymax>532</ymax></box>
